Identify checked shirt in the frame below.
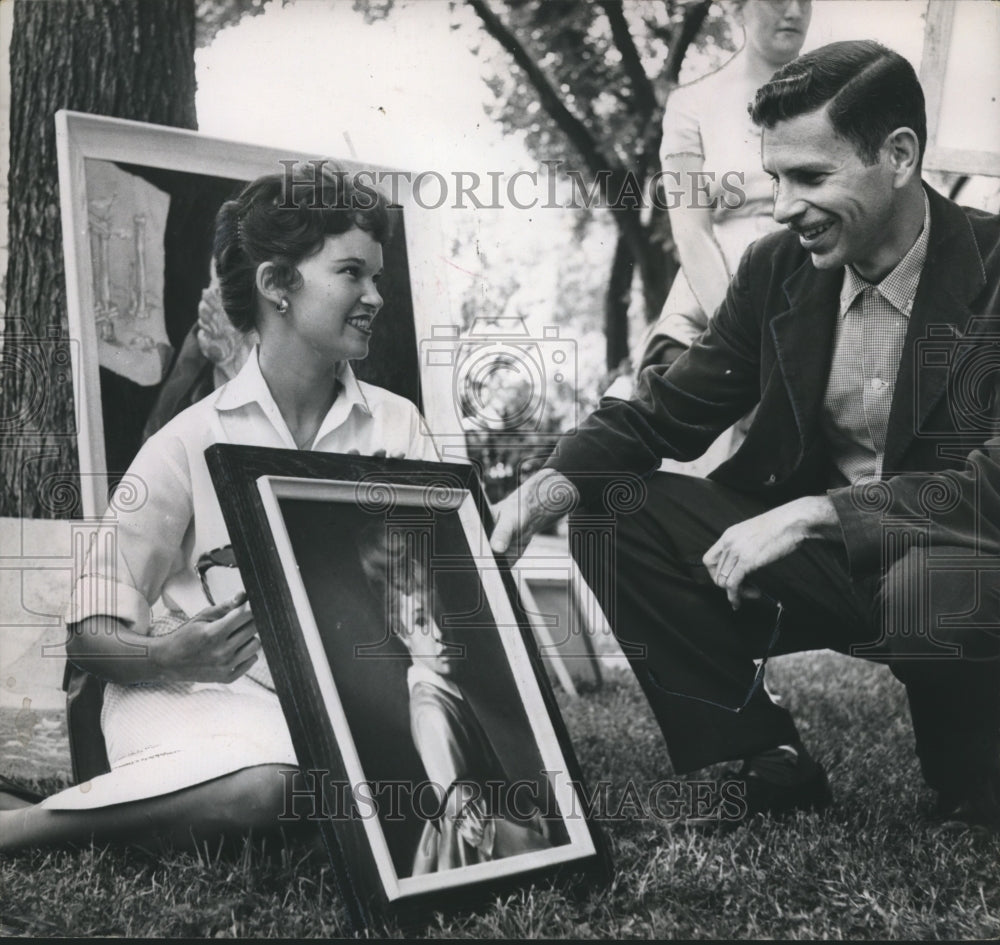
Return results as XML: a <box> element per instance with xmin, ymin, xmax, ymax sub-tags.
<box><xmin>822</xmin><ymin>193</ymin><xmax>931</xmax><ymax>485</ymax></box>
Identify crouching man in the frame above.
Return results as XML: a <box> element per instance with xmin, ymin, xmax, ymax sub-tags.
<box><xmin>493</xmin><ymin>41</ymin><xmax>1000</xmax><ymax>831</ymax></box>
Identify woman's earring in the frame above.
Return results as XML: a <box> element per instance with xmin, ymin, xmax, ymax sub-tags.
<box><xmin>276</xmin><ymin>298</ymin><xmax>289</xmax><ymax>315</ymax></box>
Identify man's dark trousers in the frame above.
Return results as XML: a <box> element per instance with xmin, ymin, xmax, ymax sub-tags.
<box><xmin>571</xmin><ymin>472</ymin><xmax>1000</xmax><ymax>796</ymax></box>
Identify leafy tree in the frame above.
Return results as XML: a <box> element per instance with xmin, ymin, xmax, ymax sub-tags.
<box><xmin>194</xmin><ymin>0</ymin><xmax>271</xmax><ymax>46</ymax></box>
<box><xmin>361</xmin><ymin>0</ymin><xmax>735</xmax><ymax>370</ymax></box>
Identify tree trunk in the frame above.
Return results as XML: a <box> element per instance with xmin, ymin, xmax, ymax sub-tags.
<box><xmin>0</xmin><ymin>0</ymin><xmax>197</xmax><ymax>518</ymax></box>
<box><xmin>605</xmin><ymin>197</ymin><xmax>676</xmax><ymax>367</ymax></box>
<box><xmin>637</xmin><ymin>203</ymin><xmax>676</xmax><ymax>325</ymax></box>
<box><xmin>604</xmin><ymin>232</ymin><xmax>633</xmax><ymax>372</ymax></box>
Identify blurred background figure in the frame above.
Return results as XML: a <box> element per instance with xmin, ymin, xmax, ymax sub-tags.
<box><xmin>640</xmin><ymin>0</ymin><xmax>813</xmax><ymax>372</ymax></box>
<box><xmin>142</xmin><ymin>270</ymin><xmax>257</xmax><ymax>441</ymax></box>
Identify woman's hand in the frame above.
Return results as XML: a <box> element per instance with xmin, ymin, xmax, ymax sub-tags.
<box><xmin>152</xmin><ymin>592</ymin><xmax>261</xmax><ymax>684</ymax></box>
<box><xmin>68</xmin><ymin>594</ymin><xmax>260</xmax><ymax>687</ymax></box>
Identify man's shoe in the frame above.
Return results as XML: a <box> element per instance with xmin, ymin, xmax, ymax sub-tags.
<box><xmin>736</xmin><ymin>757</ymin><xmax>832</xmax><ymax>820</ymax></box>
<box><xmin>930</xmin><ymin>772</ymin><xmax>1000</xmax><ymax>834</ymax></box>
<box><xmin>684</xmin><ymin>745</ymin><xmax>832</xmax><ymax>829</ymax></box>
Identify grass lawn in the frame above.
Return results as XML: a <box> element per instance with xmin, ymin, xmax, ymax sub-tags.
<box><xmin>1</xmin><ymin>650</ymin><xmax>998</xmax><ymax>938</ymax></box>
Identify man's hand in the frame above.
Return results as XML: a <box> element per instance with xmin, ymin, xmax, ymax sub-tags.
<box><xmin>702</xmin><ymin>495</ymin><xmax>839</xmax><ymax>609</ymax></box>
<box><xmin>490</xmin><ymin>469</ymin><xmax>579</xmax><ymax>562</ymax></box>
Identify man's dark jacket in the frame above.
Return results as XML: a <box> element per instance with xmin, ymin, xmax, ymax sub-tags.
<box><xmin>546</xmin><ymin>185</ymin><xmax>1000</xmax><ymax>576</ymax></box>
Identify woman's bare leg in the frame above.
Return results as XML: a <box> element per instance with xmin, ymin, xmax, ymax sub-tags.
<box><xmin>0</xmin><ymin>764</ymin><xmax>297</xmax><ymax>853</ymax></box>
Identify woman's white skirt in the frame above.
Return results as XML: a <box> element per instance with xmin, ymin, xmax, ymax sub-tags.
<box><xmin>41</xmin><ymin>676</ymin><xmax>296</xmax><ymax>811</ymax></box>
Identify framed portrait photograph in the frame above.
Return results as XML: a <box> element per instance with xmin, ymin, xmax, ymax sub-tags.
<box><xmin>204</xmin><ymin>443</ymin><xmax>610</xmax><ymax>931</ymax></box>
<box><xmin>55</xmin><ymin>109</ymin><xmax>464</xmax><ymax>519</ymax></box>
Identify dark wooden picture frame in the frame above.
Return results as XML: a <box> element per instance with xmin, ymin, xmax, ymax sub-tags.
<box><xmin>205</xmin><ymin>444</ymin><xmax>610</xmax><ymax>932</ymax></box>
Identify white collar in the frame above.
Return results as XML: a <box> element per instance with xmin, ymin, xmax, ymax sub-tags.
<box><xmin>838</xmin><ymin>190</ymin><xmax>931</xmax><ymax>319</ymax></box>
<box><xmin>213</xmin><ymin>347</ymin><xmax>372</xmax><ymax>446</ymax></box>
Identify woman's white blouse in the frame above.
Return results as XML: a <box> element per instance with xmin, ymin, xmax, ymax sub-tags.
<box><xmin>67</xmin><ymin>348</ymin><xmax>440</xmax><ymax>632</ymax></box>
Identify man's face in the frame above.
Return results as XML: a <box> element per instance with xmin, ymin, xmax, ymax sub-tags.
<box><xmin>762</xmin><ymin>107</ymin><xmax>899</xmax><ymax>280</ymax></box>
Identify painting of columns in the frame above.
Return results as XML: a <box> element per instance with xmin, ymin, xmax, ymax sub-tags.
<box><xmin>85</xmin><ymin>158</ymin><xmax>173</xmax><ymax>387</ymax></box>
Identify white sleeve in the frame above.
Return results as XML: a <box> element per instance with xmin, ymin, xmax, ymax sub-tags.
<box><xmin>65</xmin><ymin>429</ymin><xmax>194</xmax><ymax>633</ymax></box>
<box><xmin>661</xmin><ymin>85</ymin><xmax>704</xmax><ymax>162</ymax></box>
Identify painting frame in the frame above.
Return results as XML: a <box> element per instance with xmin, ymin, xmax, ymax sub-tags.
<box><xmin>55</xmin><ymin>109</ymin><xmax>466</xmax><ymax>519</ymax></box>
<box><xmin>918</xmin><ymin>0</ymin><xmax>1000</xmax><ymax>178</ymax></box>
<box><xmin>204</xmin><ymin>443</ymin><xmax>611</xmax><ymax>932</ymax></box>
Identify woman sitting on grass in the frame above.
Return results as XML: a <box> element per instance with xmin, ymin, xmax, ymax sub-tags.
<box><xmin>0</xmin><ymin>164</ymin><xmax>438</xmax><ymax>852</ymax></box>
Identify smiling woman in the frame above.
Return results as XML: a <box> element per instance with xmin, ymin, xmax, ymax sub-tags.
<box><xmin>215</xmin><ymin>165</ymin><xmax>393</xmax><ymax>449</ymax></box>
<box><xmin>268</xmin><ymin>229</ymin><xmax>384</xmax><ymax>367</ymax></box>
<box><xmin>0</xmin><ymin>162</ymin><xmax>440</xmax><ymax>854</ymax></box>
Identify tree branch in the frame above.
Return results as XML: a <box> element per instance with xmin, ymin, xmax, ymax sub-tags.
<box><xmin>466</xmin><ymin>0</ymin><xmax>675</xmax><ymax>320</ymax></box>
<box><xmin>597</xmin><ymin>0</ymin><xmax>658</xmax><ymax>120</ymax></box>
<box><xmin>663</xmin><ymin>0</ymin><xmax>711</xmax><ymax>84</ymax></box>
<box><xmin>465</xmin><ymin>0</ymin><xmax>625</xmax><ymax>185</ymax></box>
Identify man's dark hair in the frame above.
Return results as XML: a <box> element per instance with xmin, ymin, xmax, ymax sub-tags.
<box><xmin>749</xmin><ymin>40</ymin><xmax>926</xmax><ymax>166</ymax></box>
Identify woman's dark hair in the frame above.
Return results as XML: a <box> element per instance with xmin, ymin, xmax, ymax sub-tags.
<box><xmin>749</xmin><ymin>40</ymin><xmax>926</xmax><ymax>166</ymax></box>
<box><xmin>214</xmin><ymin>161</ymin><xmax>392</xmax><ymax>332</ymax></box>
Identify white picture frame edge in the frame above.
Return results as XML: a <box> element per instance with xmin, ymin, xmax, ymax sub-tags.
<box><xmin>918</xmin><ymin>0</ymin><xmax>1000</xmax><ymax>178</ymax></box>
<box><xmin>55</xmin><ymin>108</ymin><xmax>466</xmax><ymax>520</ymax></box>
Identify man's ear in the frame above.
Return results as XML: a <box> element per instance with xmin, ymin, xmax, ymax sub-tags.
<box><xmin>884</xmin><ymin>127</ymin><xmax>920</xmax><ymax>188</ymax></box>
<box><xmin>255</xmin><ymin>261</ymin><xmax>283</xmax><ymax>306</ymax></box>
